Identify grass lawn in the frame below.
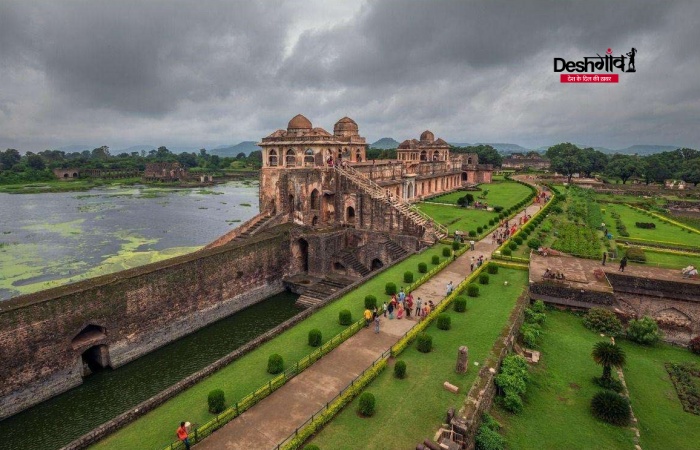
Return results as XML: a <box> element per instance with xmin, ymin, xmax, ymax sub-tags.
<box><xmin>494</xmin><ymin>310</ymin><xmax>636</xmax><ymax>450</ymax></box>
<box><xmin>623</xmin><ymin>247</ymin><xmax>700</xmax><ymax>270</ymax></box>
<box><xmin>602</xmin><ymin>204</ymin><xmax>700</xmax><ymax>248</ymax></box>
<box><xmin>425</xmin><ymin>181</ymin><xmax>532</xmax><ymax>211</ymax></box>
<box><xmin>621</xmin><ymin>341</ymin><xmax>700</xmax><ymax>450</ymax></box>
<box><xmin>417</xmin><ymin>202</ymin><xmax>495</xmax><ymax>235</ymax></box>
<box><xmin>91</xmin><ymin>246</ymin><xmax>450</xmax><ymax>450</ymax></box>
<box><xmin>309</xmin><ymin>268</ymin><xmax>529</xmax><ymax>450</ymax></box>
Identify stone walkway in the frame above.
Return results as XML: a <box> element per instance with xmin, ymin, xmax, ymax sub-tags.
<box><xmin>196</xmin><ymin>201</ymin><xmax>541</xmax><ymax>450</ymax></box>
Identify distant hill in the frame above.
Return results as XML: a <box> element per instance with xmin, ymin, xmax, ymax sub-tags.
<box><xmin>370</xmin><ymin>137</ymin><xmax>400</xmax><ymax>149</ymax></box>
<box><xmin>210</xmin><ymin>141</ymin><xmax>261</xmax><ymax>157</ymax></box>
<box><xmin>477</xmin><ymin>143</ymin><xmax>530</xmax><ymax>154</ymax></box>
<box><xmin>615</xmin><ymin>144</ymin><xmax>679</xmax><ymax>155</ymax></box>
<box><xmin>449</xmin><ymin>143</ymin><xmax>472</xmax><ymax>148</ymax></box>
<box><xmin>115</xmin><ymin>145</ymin><xmax>155</xmax><ymax>154</ymax></box>
<box><xmin>56</xmin><ymin>144</ymin><xmax>93</xmax><ymax>153</ymax></box>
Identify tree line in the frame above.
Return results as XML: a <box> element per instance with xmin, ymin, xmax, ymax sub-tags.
<box><xmin>545</xmin><ymin>143</ymin><xmax>700</xmax><ymax>186</ymax></box>
<box><xmin>0</xmin><ymin>146</ymin><xmax>262</xmax><ymax>184</ymax></box>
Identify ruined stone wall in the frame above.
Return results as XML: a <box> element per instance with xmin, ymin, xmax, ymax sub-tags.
<box><xmin>0</xmin><ymin>225</ymin><xmax>293</xmax><ymax>419</ymax></box>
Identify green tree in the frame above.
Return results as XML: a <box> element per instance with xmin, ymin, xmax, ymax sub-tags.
<box><xmin>592</xmin><ymin>341</ymin><xmax>626</xmax><ymax>382</ymax></box>
<box><xmin>236</xmin><ymin>152</ymin><xmax>246</xmax><ymax>159</ymax></box>
<box><xmin>546</xmin><ymin>143</ymin><xmax>585</xmax><ymax>183</ymax></box>
<box><xmin>156</xmin><ymin>146</ymin><xmax>171</xmax><ymax>158</ymax></box>
<box><xmin>679</xmin><ymin>158</ymin><xmax>700</xmax><ymax>186</ymax></box>
<box><xmin>605</xmin><ymin>154</ymin><xmax>644</xmax><ymax>184</ymax></box>
<box><xmin>91</xmin><ymin>145</ymin><xmax>111</xmax><ymax>160</ymax></box>
<box><xmin>580</xmin><ymin>148</ymin><xmax>608</xmax><ymax>177</ymax></box>
<box><xmin>26</xmin><ymin>153</ymin><xmax>46</xmax><ymax>170</ymax></box>
<box><xmin>0</xmin><ymin>149</ymin><xmax>21</xmax><ymax>169</ymax></box>
<box><xmin>641</xmin><ymin>153</ymin><xmax>674</xmax><ymax>184</ymax></box>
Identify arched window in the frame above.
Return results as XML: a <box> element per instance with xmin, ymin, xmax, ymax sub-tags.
<box><xmin>356</xmin><ymin>150</ymin><xmax>362</xmax><ymax>162</ymax></box>
<box><xmin>433</xmin><ymin>150</ymin><xmax>440</xmax><ymax>161</ymax></box>
<box><xmin>286</xmin><ymin>149</ymin><xmax>296</xmax><ymax>166</ymax></box>
<box><xmin>467</xmin><ymin>157</ymin><xmax>472</xmax><ymax>165</ymax></box>
<box><xmin>420</xmin><ymin>150</ymin><xmax>427</xmax><ymax>161</ymax></box>
<box><xmin>346</xmin><ymin>206</ymin><xmax>355</xmax><ymax>224</ymax></box>
<box><xmin>304</xmin><ymin>148</ymin><xmax>314</xmax><ymax>166</ymax></box>
<box><xmin>268</xmin><ymin>149</ymin><xmax>278</xmax><ymax>166</ymax></box>
<box><xmin>310</xmin><ymin>189</ymin><xmax>320</xmax><ymax>210</ymax></box>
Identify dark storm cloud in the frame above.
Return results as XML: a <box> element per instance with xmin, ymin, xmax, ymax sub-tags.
<box><xmin>0</xmin><ymin>0</ymin><xmax>698</xmax><ymax>151</ymax></box>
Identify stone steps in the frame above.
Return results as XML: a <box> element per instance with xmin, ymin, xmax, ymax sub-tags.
<box><xmin>294</xmin><ymin>275</ymin><xmax>358</xmax><ymax>308</ymax></box>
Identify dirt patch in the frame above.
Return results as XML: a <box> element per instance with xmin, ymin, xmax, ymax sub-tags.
<box><xmin>569</xmin><ymin>382</ymin><xmax>581</xmax><ymax>390</ymax></box>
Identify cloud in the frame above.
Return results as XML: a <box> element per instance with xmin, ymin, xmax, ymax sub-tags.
<box><xmin>0</xmin><ymin>0</ymin><xmax>698</xmax><ymax>151</ymax></box>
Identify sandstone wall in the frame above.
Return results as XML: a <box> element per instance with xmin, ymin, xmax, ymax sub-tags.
<box><xmin>0</xmin><ymin>225</ymin><xmax>293</xmax><ymax>419</ymax></box>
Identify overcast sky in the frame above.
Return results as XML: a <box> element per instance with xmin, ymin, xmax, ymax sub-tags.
<box><xmin>1</xmin><ymin>0</ymin><xmax>699</xmax><ymax>152</ymax></box>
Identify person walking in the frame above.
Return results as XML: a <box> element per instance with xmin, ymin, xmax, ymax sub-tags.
<box><xmin>415</xmin><ymin>297</ymin><xmax>422</xmax><ymax>316</ymax></box>
<box><xmin>470</xmin><ymin>240</ymin><xmax>475</xmax><ymax>251</ymax></box>
<box><xmin>446</xmin><ymin>281</ymin><xmax>454</xmax><ymax>296</ymax></box>
<box><xmin>374</xmin><ymin>315</ymin><xmax>380</xmax><ymax>334</ymax></box>
<box><xmin>382</xmin><ymin>301</ymin><xmax>388</xmax><ymax>317</ymax></box>
<box><xmin>602</xmin><ymin>252</ymin><xmax>607</xmax><ymax>266</ymax></box>
<box><xmin>388</xmin><ymin>300</ymin><xmax>394</xmax><ymax>319</ymax></box>
<box><xmin>619</xmin><ymin>256</ymin><xmax>628</xmax><ymax>272</ymax></box>
<box><xmin>470</xmin><ymin>257</ymin><xmax>475</xmax><ymax>272</ymax></box>
<box><xmin>177</xmin><ymin>422</ymin><xmax>191</xmax><ymax>450</ymax></box>
<box><xmin>364</xmin><ymin>308</ymin><xmax>373</xmax><ymax>327</ymax></box>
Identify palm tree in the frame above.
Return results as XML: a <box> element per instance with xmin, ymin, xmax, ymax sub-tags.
<box><xmin>592</xmin><ymin>341</ymin><xmax>626</xmax><ymax>382</ymax></box>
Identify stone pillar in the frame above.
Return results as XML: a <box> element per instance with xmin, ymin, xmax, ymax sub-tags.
<box><xmin>456</xmin><ymin>346</ymin><xmax>468</xmax><ymax>373</ymax></box>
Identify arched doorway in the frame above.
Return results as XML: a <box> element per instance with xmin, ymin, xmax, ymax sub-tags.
<box><xmin>461</xmin><ymin>172</ymin><xmax>468</xmax><ymax>182</ymax></box>
<box><xmin>304</xmin><ymin>148</ymin><xmax>314</xmax><ymax>166</ymax></box>
<box><xmin>333</xmin><ymin>262</ymin><xmax>346</xmax><ymax>271</ymax></box>
<box><xmin>311</xmin><ymin>215</ymin><xmax>318</xmax><ymax>226</ymax></box>
<box><xmin>420</xmin><ymin>150</ymin><xmax>427</xmax><ymax>161</ymax></box>
<box><xmin>346</xmin><ymin>206</ymin><xmax>356</xmax><ymax>224</ymax></box>
<box><xmin>356</xmin><ymin>150</ymin><xmax>362</xmax><ymax>162</ymax></box>
<box><xmin>310</xmin><ymin>189</ymin><xmax>320</xmax><ymax>210</ymax></box>
<box><xmin>433</xmin><ymin>150</ymin><xmax>440</xmax><ymax>161</ymax></box>
<box><xmin>298</xmin><ymin>238</ymin><xmax>309</xmax><ymax>272</ymax></box>
<box><xmin>72</xmin><ymin>324</ymin><xmax>110</xmax><ymax>376</ymax></box>
<box><xmin>371</xmin><ymin>258</ymin><xmax>384</xmax><ymax>271</ymax></box>
<box><xmin>467</xmin><ymin>157</ymin><xmax>472</xmax><ymax>165</ymax></box>
<box><xmin>286</xmin><ymin>149</ymin><xmax>296</xmax><ymax>167</ymax></box>
<box><xmin>288</xmin><ymin>194</ymin><xmax>295</xmax><ymax>214</ymax></box>
<box><xmin>72</xmin><ymin>173</ymin><xmax>78</xmax><ymax>178</ymax></box>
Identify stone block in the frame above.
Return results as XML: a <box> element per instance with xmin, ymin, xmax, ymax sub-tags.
<box><xmin>443</xmin><ymin>381</ymin><xmax>459</xmax><ymax>394</ymax></box>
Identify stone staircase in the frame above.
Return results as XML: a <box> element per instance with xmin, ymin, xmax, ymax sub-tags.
<box><xmin>338</xmin><ymin>249</ymin><xmax>371</xmax><ymax>277</ymax></box>
<box><xmin>334</xmin><ymin>164</ymin><xmax>448</xmax><ymax>242</ymax></box>
<box><xmin>383</xmin><ymin>238</ymin><xmax>410</xmax><ymax>260</ymax></box>
<box><xmin>205</xmin><ymin>212</ymin><xmax>275</xmax><ymax>249</ymax></box>
<box><xmin>295</xmin><ymin>275</ymin><xmax>358</xmax><ymax>308</ymax></box>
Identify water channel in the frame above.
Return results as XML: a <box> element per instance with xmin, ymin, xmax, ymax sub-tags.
<box><xmin>1</xmin><ymin>291</ymin><xmax>301</xmax><ymax>450</ymax></box>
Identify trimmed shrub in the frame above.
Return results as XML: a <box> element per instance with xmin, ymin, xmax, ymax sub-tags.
<box><xmin>432</xmin><ymin>255</ymin><xmax>440</xmax><ymax>265</ymax></box>
<box><xmin>442</xmin><ymin>247</ymin><xmax>452</xmax><ymax>257</ymax></box>
<box><xmin>394</xmin><ymin>360</ymin><xmax>407</xmax><ymax>379</ymax></box>
<box><xmin>487</xmin><ymin>264</ymin><xmax>498</xmax><ymax>274</ymax></box>
<box><xmin>477</xmin><ymin>226</ymin><xmax>483</xmax><ymax>234</ymax></box>
<box><xmin>530</xmin><ymin>300</ymin><xmax>546</xmax><ymax>313</ymax></box>
<box><xmin>207</xmin><ymin>389</ymin><xmax>226</xmax><ymax>414</ymax></box>
<box><xmin>437</xmin><ymin>313</ymin><xmax>452</xmax><ymax>330</ymax></box>
<box><xmin>308</xmin><ymin>329</ymin><xmax>322</xmax><ymax>347</ymax></box>
<box><xmin>416</xmin><ymin>333</ymin><xmax>433</xmax><ymax>353</ymax></box>
<box><xmin>635</xmin><ymin>222</ymin><xmax>656</xmax><ymax>229</ymax></box>
<box><xmin>479</xmin><ymin>273</ymin><xmax>490</xmax><ymax>285</ymax></box>
<box><xmin>627</xmin><ymin>316</ymin><xmax>661</xmax><ymax>345</ymax></box>
<box><xmin>452</xmin><ymin>241</ymin><xmax>461</xmax><ymax>250</ymax></box>
<box><xmin>358</xmin><ymin>392</ymin><xmax>376</xmax><ymax>417</ymax></box>
<box><xmin>689</xmin><ymin>336</ymin><xmax>700</xmax><ymax>355</ymax></box>
<box><xmin>339</xmin><ymin>309</ymin><xmax>352</xmax><ymax>326</ymax></box>
<box><xmin>385</xmin><ymin>282</ymin><xmax>397</xmax><ymax>295</ymax></box>
<box><xmin>625</xmin><ymin>246</ymin><xmax>646</xmax><ymax>263</ymax></box>
<box><xmin>502</xmin><ymin>248</ymin><xmax>512</xmax><ymax>256</ymax></box>
<box><xmin>418</xmin><ymin>262</ymin><xmax>428</xmax><ymax>273</ymax></box>
<box><xmin>364</xmin><ymin>295</ymin><xmax>377</xmax><ymax>310</ymax></box>
<box><xmin>267</xmin><ymin>354</ymin><xmax>284</xmax><ymax>374</ymax></box>
<box><xmin>494</xmin><ymin>205</ymin><xmax>504</xmax><ymax>213</ymax></box>
<box><xmin>467</xmin><ymin>284</ymin><xmax>480</xmax><ymax>297</ymax></box>
<box><xmin>469</xmin><ymin>230</ymin><xmax>477</xmax><ymax>237</ymax></box>
<box><xmin>488</xmin><ymin>219</ymin><xmax>495</xmax><ymax>226</ymax></box>
<box><xmin>475</xmin><ymin>425</ymin><xmax>506</xmax><ymax>450</ymax></box>
<box><xmin>514</xmin><ymin>236</ymin><xmax>523</xmax><ymax>245</ymax></box>
<box><xmin>527</xmin><ymin>238</ymin><xmax>541</xmax><ymax>249</ymax></box>
<box><xmin>591</xmin><ymin>391</ymin><xmax>631</xmax><ymax>426</ymax></box>
<box><xmin>583</xmin><ymin>308</ymin><xmax>623</xmax><ymax>336</ymax></box>
<box><xmin>509</xmin><ymin>242</ymin><xmax>518</xmax><ymax>250</ymax></box>
<box><xmin>403</xmin><ymin>271</ymin><xmax>414</xmax><ymax>283</ymax></box>
<box><xmin>454</xmin><ymin>296</ymin><xmax>467</xmax><ymax>312</ymax></box>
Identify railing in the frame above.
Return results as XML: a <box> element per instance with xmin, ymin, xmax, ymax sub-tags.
<box><xmin>334</xmin><ymin>164</ymin><xmax>448</xmax><ymax>240</ymax></box>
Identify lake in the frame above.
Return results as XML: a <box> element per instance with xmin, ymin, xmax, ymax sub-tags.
<box><xmin>0</xmin><ymin>181</ymin><xmax>260</xmax><ymax>300</ymax></box>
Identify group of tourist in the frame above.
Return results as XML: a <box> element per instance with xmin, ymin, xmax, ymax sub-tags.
<box><xmin>493</xmin><ymin>219</ymin><xmax>520</xmax><ymax>246</ymax></box>
<box><xmin>470</xmin><ymin>255</ymin><xmax>486</xmax><ymax>272</ymax></box>
<box><xmin>363</xmin><ymin>286</ymin><xmax>441</xmax><ymax>334</ymax></box>
<box><xmin>682</xmin><ymin>265</ymin><xmax>698</xmax><ymax>278</ymax></box>
<box><xmin>542</xmin><ymin>268</ymin><xmax>566</xmax><ymax>280</ymax></box>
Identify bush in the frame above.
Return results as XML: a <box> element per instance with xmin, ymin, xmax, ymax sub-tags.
<box><xmin>364</xmin><ymin>295</ymin><xmax>377</xmax><ymax>310</ymax></box>
<box><xmin>267</xmin><ymin>354</ymin><xmax>284</xmax><ymax>374</ymax></box>
<box><xmin>432</xmin><ymin>255</ymin><xmax>440</xmax><ymax>265</ymax></box>
<box><xmin>454</xmin><ymin>296</ymin><xmax>467</xmax><ymax>312</ymax></box>
<box><xmin>442</xmin><ymin>247</ymin><xmax>452</xmax><ymax>257</ymax></box>
<box><xmin>358</xmin><ymin>392</ymin><xmax>376</xmax><ymax>417</ymax></box>
<box><xmin>469</xmin><ymin>230</ymin><xmax>477</xmax><ymax>237</ymax></box>
<box><xmin>590</xmin><ymin>391</ymin><xmax>631</xmax><ymax>426</ymax></box>
<box><xmin>625</xmin><ymin>246</ymin><xmax>646</xmax><ymax>263</ymax></box>
<box><xmin>494</xmin><ymin>206</ymin><xmax>504</xmax><ymax>213</ymax></box>
<box><xmin>394</xmin><ymin>360</ymin><xmax>407</xmax><ymax>379</ymax></box>
<box><xmin>416</xmin><ymin>333</ymin><xmax>433</xmax><ymax>353</ymax></box>
<box><xmin>467</xmin><ymin>284</ymin><xmax>480</xmax><ymax>297</ymax></box>
<box><xmin>635</xmin><ymin>222</ymin><xmax>656</xmax><ymax>229</ymax></box>
<box><xmin>524</xmin><ymin>308</ymin><xmax>546</xmax><ymax>325</ymax></box>
<box><xmin>437</xmin><ymin>313</ymin><xmax>452</xmax><ymax>330</ymax></box>
<box><xmin>583</xmin><ymin>308</ymin><xmax>623</xmax><ymax>336</ymax></box>
<box><xmin>627</xmin><ymin>316</ymin><xmax>661</xmax><ymax>345</ymax></box>
<box><xmin>477</xmin><ymin>226</ymin><xmax>483</xmax><ymax>234</ymax></box>
<box><xmin>594</xmin><ymin>376</ymin><xmax>624</xmax><ymax>393</ymax></box>
<box><xmin>509</xmin><ymin>242</ymin><xmax>518</xmax><ymax>250</ymax></box>
<box><xmin>495</xmin><ymin>355</ymin><xmax>529</xmax><ymax>414</ymax></box>
<box><xmin>502</xmin><ymin>248</ymin><xmax>512</xmax><ymax>256</ymax></box>
<box><xmin>385</xmin><ymin>282</ymin><xmax>397</xmax><ymax>295</ymax></box>
<box><xmin>488</xmin><ymin>219</ymin><xmax>495</xmax><ymax>226</ymax></box>
<box><xmin>530</xmin><ymin>300</ymin><xmax>546</xmax><ymax>313</ymax></box>
<box><xmin>514</xmin><ymin>236</ymin><xmax>523</xmax><ymax>245</ymax></box>
<box><xmin>487</xmin><ymin>264</ymin><xmax>498</xmax><ymax>274</ymax></box>
<box><xmin>527</xmin><ymin>238</ymin><xmax>541</xmax><ymax>249</ymax></box>
<box><xmin>475</xmin><ymin>425</ymin><xmax>506</xmax><ymax>450</ymax></box>
<box><xmin>207</xmin><ymin>389</ymin><xmax>226</xmax><ymax>413</ymax></box>
<box><xmin>689</xmin><ymin>336</ymin><xmax>700</xmax><ymax>355</ymax></box>
<box><xmin>418</xmin><ymin>262</ymin><xmax>428</xmax><ymax>273</ymax></box>
<box><xmin>308</xmin><ymin>329</ymin><xmax>322</xmax><ymax>347</ymax></box>
<box><xmin>502</xmin><ymin>391</ymin><xmax>524</xmax><ymax>414</ymax></box>
<box><xmin>452</xmin><ymin>241</ymin><xmax>461</xmax><ymax>250</ymax></box>
<box><xmin>339</xmin><ymin>309</ymin><xmax>352</xmax><ymax>325</ymax></box>
<box><xmin>479</xmin><ymin>273</ymin><xmax>490</xmax><ymax>285</ymax></box>
<box><xmin>521</xmin><ymin>323</ymin><xmax>542</xmax><ymax>348</ymax></box>
<box><xmin>401</xmin><ymin>271</ymin><xmax>413</xmax><ymax>284</ymax></box>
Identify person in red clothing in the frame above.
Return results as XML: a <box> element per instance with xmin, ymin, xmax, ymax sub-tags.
<box><xmin>177</xmin><ymin>422</ymin><xmax>190</xmax><ymax>450</ymax></box>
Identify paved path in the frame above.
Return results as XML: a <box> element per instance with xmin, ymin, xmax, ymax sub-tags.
<box><xmin>196</xmin><ymin>200</ymin><xmax>541</xmax><ymax>450</ymax></box>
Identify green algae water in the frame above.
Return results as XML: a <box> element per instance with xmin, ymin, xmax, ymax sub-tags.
<box><xmin>0</xmin><ymin>291</ymin><xmax>300</xmax><ymax>450</ymax></box>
